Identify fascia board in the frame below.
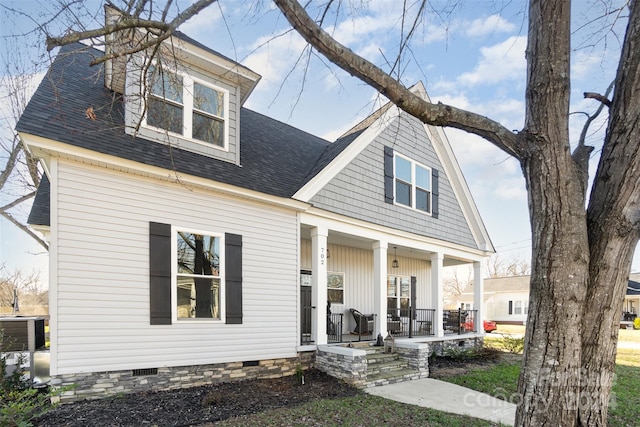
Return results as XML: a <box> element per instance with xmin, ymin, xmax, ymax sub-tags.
<box><xmin>167</xmin><ymin>36</ymin><xmax>261</xmax><ymax>104</ymax></box>
<box><xmin>424</xmin><ymin>122</ymin><xmax>495</xmax><ymax>253</ymax></box>
<box><xmin>293</xmin><ymin>105</ymin><xmax>401</xmax><ymax>202</ymax></box>
<box><xmin>300</xmin><ymin>208</ymin><xmax>490</xmax><ymax>262</ymax></box>
<box><xmin>19</xmin><ymin>132</ymin><xmax>309</xmax><ymax>213</ymax></box>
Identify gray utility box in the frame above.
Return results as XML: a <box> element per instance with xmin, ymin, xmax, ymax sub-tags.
<box><xmin>0</xmin><ymin>317</ymin><xmax>46</xmax><ymax>352</ymax></box>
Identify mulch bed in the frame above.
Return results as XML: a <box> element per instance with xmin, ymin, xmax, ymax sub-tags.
<box><xmin>35</xmin><ymin>369</ymin><xmax>361</xmax><ymax>427</ymax></box>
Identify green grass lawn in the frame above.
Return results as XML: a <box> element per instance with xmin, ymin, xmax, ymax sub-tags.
<box><xmin>441</xmin><ymin>344</ymin><xmax>640</xmax><ymax>427</ymax></box>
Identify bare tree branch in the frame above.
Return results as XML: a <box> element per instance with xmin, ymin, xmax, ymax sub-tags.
<box><xmin>273</xmin><ymin>0</ymin><xmax>522</xmax><ymax>160</ymax></box>
<box><xmin>0</xmin><ymin>211</ymin><xmax>48</xmax><ymax>251</ymax></box>
<box><xmin>46</xmin><ymin>0</ymin><xmax>217</xmax><ymax>67</ymax></box>
<box><xmin>583</xmin><ymin>91</ymin><xmax>613</xmax><ymax>107</ymax></box>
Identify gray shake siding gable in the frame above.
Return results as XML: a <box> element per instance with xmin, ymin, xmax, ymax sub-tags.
<box><xmin>310</xmin><ymin>112</ymin><xmax>477</xmax><ymax>249</ymax></box>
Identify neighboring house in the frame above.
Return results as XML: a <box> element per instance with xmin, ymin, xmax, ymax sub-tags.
<box><xmin>455</xmin><ymin>276</ymin><xmax>530</xmax><ymax>325</ymax></box>
<box><xmin>624</xmin><ymin>273</ymin><xmax>640</xmax><ymax>321</ymax></box>
<box><xmin>16</xmin><ymin>7</ymin><xmax>493</xmax><ymax>401</ymax></box>
<box><xmin>457</xmin><ymin>273</ymin><xmax>640</xmax><ymax>325</ymax></box>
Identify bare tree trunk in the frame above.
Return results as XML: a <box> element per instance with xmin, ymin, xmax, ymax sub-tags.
<box><xmin>517</xmin><ymin>145</ymin><xmax>589</xmax><ymax>425</ymax></box>
<box><xmin>579</xmin><ymin>3</ymin><xmax>640</xmax><ymax>425</ymax></box>
<box><xmin>513</xmin><ymin>1</ymin><xmax>592</xmax><ymax>424</ymax></box>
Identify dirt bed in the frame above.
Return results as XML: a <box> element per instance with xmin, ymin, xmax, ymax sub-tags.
<box><xmin>35</xmin><ymin>369</ymin><xmax>361</xmax><ymax>427</ymax></box>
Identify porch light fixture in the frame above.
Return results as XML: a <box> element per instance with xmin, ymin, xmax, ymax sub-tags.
<box><xmin>392</xmin><ymin>247</ymin><xmax>399</xmax><ymax>269</ymax></box>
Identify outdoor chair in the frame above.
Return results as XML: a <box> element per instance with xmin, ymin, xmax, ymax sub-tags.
<box><xmin>350</xmin><ymin>308</ymin><xmax>374</xmax><ymax>334</ymax></box>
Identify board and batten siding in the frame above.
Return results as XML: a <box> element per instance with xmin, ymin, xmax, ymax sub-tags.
<box><xmin>53</xmin><ymin>161</ymin><xmax>298</xmax><ymax>375</ymax></box>
<box><xmin>310</xmin><ymin>112</ymin><xmax>477</xmax><ymax>249</ymax></box>
<box><xmin>300</xmin><ymin>240</ymin><xmax>431</xmax><ymax>333</ymax></box>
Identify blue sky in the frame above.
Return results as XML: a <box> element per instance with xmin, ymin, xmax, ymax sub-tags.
<box><xmin>1</xmin><ymin>0</ymin><xmax>638</xmax><ymax>282</ymax></box>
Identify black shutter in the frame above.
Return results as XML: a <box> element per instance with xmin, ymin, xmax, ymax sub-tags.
<box><xmin>150</xmin><ymin>222</ymin><xmax>172</xmax><ymax>325</ymax></box>
<box><xmin>225</xmin><ymin>233</ymin><xmax>243</xmax><ymax>324</ymax></box>
<box><xmin>384</xmin><ymin>146</ymin><xmax>394</xmax><ymax>204</ymax></box>
<box><xmin>432</xmin><ymin>168</ymin><xmax>439</xmax><ymax>219</ymax></box>
<box><xmin>508</xmin><ymin>300</ymin><xmax>513</xmax><ymax>315</ymax></box>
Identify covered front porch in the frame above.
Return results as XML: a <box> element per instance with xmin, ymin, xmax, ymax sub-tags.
<box><xmin>298</xmin><ymin>214</ymin><xmax>488</xmax><ymax>348</ymax></box>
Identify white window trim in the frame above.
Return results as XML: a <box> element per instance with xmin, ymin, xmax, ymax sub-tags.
<box><xmin>393</xmin><ymin>153</ymin><xmax>433</xmax><ymax>215</ymax></box>
<box><xmin>387</xmin><ymin>275</ymin><xmax>411</xmax><ymax>310</ymax></box>
<box><xmin>143</xmin><ymin>65</ymin><xmax>230</xmax><ymax>151</ymax></box>
<box><xmin>327</xmin><ymin>271</ymin><xmax>345</xmax><ymax>305</ymax></box>
<box><xmin>171</xmin><ymin>226</ymin><xmax>226</xmax><ymax>323</ymax></box>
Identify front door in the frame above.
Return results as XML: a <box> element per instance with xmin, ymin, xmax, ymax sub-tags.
<box><xmin>301</xmin><ymin>271</ymin><xmax>313</xmax><ymax>344</ymax></box>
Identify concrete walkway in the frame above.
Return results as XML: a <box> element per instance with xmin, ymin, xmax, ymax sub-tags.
<box><xmin>365</xmin><ymin>378</ymin><xmax>516</xmax><ymax>426</ymax></box>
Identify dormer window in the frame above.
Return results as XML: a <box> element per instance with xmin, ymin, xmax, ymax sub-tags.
<box><xmin>146</xmin><ymin>65</ymin><xmax>228</xmax><ymax>148</ymax></box>
<box><xmin>395</xmin><ymin>154</ymin><xmax>432</xmax><ymax>214</ymax></box>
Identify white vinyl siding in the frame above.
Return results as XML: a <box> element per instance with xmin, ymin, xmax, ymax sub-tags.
<box><xmin>53</xmin><ymin>161</ymin><xmax>298</xmax><ymax>374</ymax></box>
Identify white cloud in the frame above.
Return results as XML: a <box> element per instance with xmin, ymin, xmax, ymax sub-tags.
<box><xmin>458</xmin><ymin>36</ymin><xmax>526</xmax><ymax>86</ymax></box>
<box><xmin>179</xmin><ymin>6</ymin><xmax>223</xmax><ymax>37</ymax></box>
<box><xmin>465</xmin><ymin>14</ymin><xmax>516</xmax><ymax>38</ymax></box>
<box><xmin>242</xmin><ymin>31</ymin><xmax>308</xmax><ymax>90</ymax></box>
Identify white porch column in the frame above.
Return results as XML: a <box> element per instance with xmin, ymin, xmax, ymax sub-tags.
<box><xmin>373</xmin><ymin>241</ymin><xmax>388</xmax><ymax>338</ymax></box>
<box><xmin>473</xmin><ymin>261</ymin><xmax>484</xmax><ymax>333</ymax></box>
<box><xmin>311</xmin><ymin>226</ymin><xmax>329</xmax><ymax>345</ymax></box>
<box><xmin>431</xmin><ymin>252</ymin><xmax>444</xmax><ymax>337</ymax></box>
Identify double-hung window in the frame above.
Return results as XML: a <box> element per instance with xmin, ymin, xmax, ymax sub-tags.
<box><xmin>394</xmin><ymin>155</ymin><xmax>432</xmax><ymax>214</ymax></box>
<box><xmin>147</xmin><ymin>65</ymin><xmax>228</xmax><ymax>148</ymax></box>
<box><xmin>175</xmin><ymin>230</ymin><xmax>222</xmax><ymax>320</ymax></box>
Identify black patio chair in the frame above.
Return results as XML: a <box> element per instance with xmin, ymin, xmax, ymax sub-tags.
<box><xmin>350</xmin><ymin>308</ymin><xmax>374</xmax><ymax>334</ymax></box>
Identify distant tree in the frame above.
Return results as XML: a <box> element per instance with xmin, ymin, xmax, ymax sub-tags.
<box><xmin>486</xmin><ymin>254</ymin><xmax>531</xmax><ymax>278</ymax></box>
<box><xmin>0</xmin><ymin>264</ymin><xmax>47</xmax><ymax>311</ymax></box>
<box><xmin>443</xmin><ymin>267</ymin><xmax>472</xmax><ymax>305</ymax></box>
<box><xmin>0</xmin><ymin>47</ymin><xmax>48</xmax><ymax>250</ymax></box>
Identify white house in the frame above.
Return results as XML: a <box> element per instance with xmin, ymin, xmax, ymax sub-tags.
<box><xmin>457</xmin><ymin>273</ymin><xmax>640</xmax><ymax>326</ymax></box>
<box><xmin>624</xmin><ymin>273</ymin><xmax>640</xmax><ymax>322</ymax></box>
<box><xmin>455</xmin><ymin>276</ymin><xmax>530</xmax><ymax>325</ymax></box>
<box><xmin>17</xmin><ymin>6</ymin><xmax>494</xmax><ymax>401</ymax></box>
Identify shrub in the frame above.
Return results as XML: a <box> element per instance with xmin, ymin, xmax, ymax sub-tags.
<box><xmin>1</xmin><ymin>334</ymin><xmax>55</xmax><ymax>427</ymax></box>
<box><xmin>634</xmin><ymin>317</ymin><xmax>640</xmax><ymax>330</ymax></box>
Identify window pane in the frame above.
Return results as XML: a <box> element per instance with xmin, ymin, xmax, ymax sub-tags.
<box><xmin>149</xmin><ymin>66</ymin><xmax>183</xmax><ymax>103</ymax></box>
<box><xmin>416</xmin><ymin>188</ymin><xmax>430</xmax><ymax>212</ymax></box>
<box><xmin>194</xmin><ymin>83</ymin><xmax>224</xmax><ymax>118</ymax></box>
<box><xmin>176</xmin><ymin>232</ymin><xmax>219</xmax><ymax>275</ymax></box>
<box><xmin>395</xmin><ymin>156</ymin><xmax>412</xmax><ymax>182</ymax></box>
<box><xmin>192</xmin><ymin>112</ymin><xmax>224</xmax><ymax>146</ymax></box>
<box><xmin>400</xmin><ymin>277</ymin><xmax>410</xmax><ymax>297</ymax></box>
<box><xmin>387</xmin><ymin>297</ymin><xmax>397</xmax><ymax>310</ymax></box>
<box><xmin>147</xmin><ymin>97</ymin><xmax>183</xmax><ymax>134</ymax></box>
<box><xmin>176</xmin><ymin>276</ymin><xmax>220</xmax><ymax>319</ymax></box>
<box><xmin>395</xmin><ymin>180</ymin><xmax>411</xmax><ymax>206</ymax></box>
<box><xmin>387</xmin><ymin>277</ymin><xmax>397</xmax><ymax>297</ymax></box>
<box><xmin>400</xmin><ymin>298</ymin><xmax>409</xmax><ymax>310</ymax></box>
<box><xmin>416</xmin><ymin>166</ymin><xmax>430</xmax><ymax>189</ymax></box>
<box><xmin>328</xmin><ymin>289</ymin><xmax>343</xmax><ymax>304</ymax></box>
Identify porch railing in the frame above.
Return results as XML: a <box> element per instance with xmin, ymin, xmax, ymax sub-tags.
<box><xmin>387</xmin><ymin>308</ymin><xmax>436</xmax><ymax>338</ymax></box>
<box><xmin>301</xmin><ymin>304</ymin><xmax>313</xmax><ymax>345</ymax></box>
<box><xmin>327</xmin><ymin>313</ymin><xmax>343</xmax><ymax>344</ymax></box>
<box><xmin>443</xmin><ymin>309</ymin><xmax>478</xmax><ymax>335</ymax></box>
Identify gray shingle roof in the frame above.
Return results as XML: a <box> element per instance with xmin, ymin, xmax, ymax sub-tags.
<box><xmin>27</xmin><ymin>175</ymin><xmax>50</xmax><ymax>226</ymax></box>
<box><xmin>17</xmin><ymin>43</ymin><xmax>351</xmax><ymax>215</ymax></box>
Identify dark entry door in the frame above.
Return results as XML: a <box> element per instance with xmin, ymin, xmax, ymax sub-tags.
<box><xmin>301</xmin><ymin>284</ymin><xmax>313</xmax><ymax>344</ymax></box>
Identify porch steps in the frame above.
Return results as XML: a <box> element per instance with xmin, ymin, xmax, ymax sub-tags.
<box><xmin>364</xmin><ymin>346</ymin><xmax>422</xmax><ymax>387</ymax></box>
